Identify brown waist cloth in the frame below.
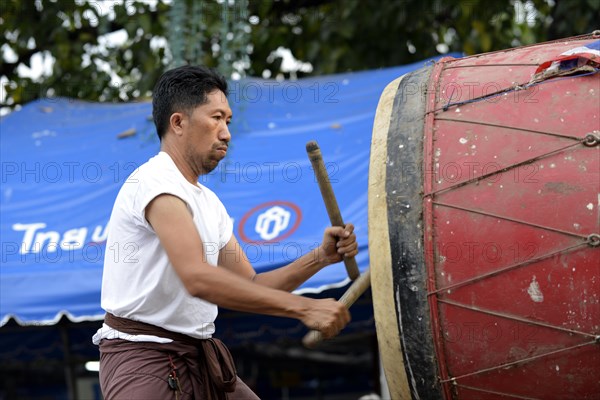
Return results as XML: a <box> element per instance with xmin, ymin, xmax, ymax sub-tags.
<box><xmin>103</xmin><ymin>312</ymin><xmax>237</xmax><ymax>399</ymax></box>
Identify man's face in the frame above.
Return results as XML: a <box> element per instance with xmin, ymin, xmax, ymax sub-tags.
<box><xmin>182</xmin><ymin>90</ymin><xmax>232</xmax><ymax>175</ymax></box>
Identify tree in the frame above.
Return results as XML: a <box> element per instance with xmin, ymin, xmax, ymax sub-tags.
<box><xmin>1</xmin><ymin>0</ymin><xmax>168</xmax><ymax>107</ymax></box>
<box><xmin>1</xmin><ymin>0</ymin><xmax>598</xmax><ymax>112</ymax></box>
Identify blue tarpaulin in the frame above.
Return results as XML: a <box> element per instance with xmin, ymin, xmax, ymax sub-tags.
<box><xmin>1</xmin><ymin>58</ymin><xmax>447</xmax><ymax>327</ymax></box>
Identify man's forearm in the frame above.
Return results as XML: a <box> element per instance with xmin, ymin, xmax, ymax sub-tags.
<box><xmin>188</xmin><ymin>254</ymin><xmax>349</xmax><ymax>338</ymax></box>
<box><xmin>188</xmin><ymin>259</ymin><xmax>313</xmax><ymax>319</ymax></box>
<box><xmin>253</xmin><ymin>248</ymin><xmax>328</xmax><ymax>292</ymax></box>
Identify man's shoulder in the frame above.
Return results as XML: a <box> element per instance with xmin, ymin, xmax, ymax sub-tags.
<box><xmin>112</xmin><ymin>153</ymin><xmax>171</xmax><ymax>204</ymax></box>
<box><xmin>123</xmin><ymin>152</ymin><xmax>176</xmax><ymax>185</ymax></box>
<box><xmin>135</xmin><ymin>152</ymin><xmax>170</xmax><ymax>174</ymax></box>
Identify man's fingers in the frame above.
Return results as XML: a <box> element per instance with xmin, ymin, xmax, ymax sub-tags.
<box><xmin>340</xmin><ymin>249</ymin><xmax>359</xmax><ymax>258</ymax></box>
<box><xmin>342</xmin><ymin>307</ymin><xmax>351</xmax><ymax>324</ymax></box>
<box><xmin>336</xmin><ymin>233</ymin><xmax>357</xmax><ymax>248</ymax></box>
<box><xmin>322</xmin><ymin>318</ymin><xmax>349</xmax><ymax>338</ymax></box>
<box><xmin>317</xmin><ymin>299</ymin><xmax>350</xmax><ymax>338</ymax></box>
<box><xmin>337</xmin><ymin>238</ymin><xmax>358</xmax><ymax>255</ymax></box>
<box><xmin>335</xmin><ymin>304</ymin><xmax>351</xmax><ymax>329</ymax></box>
<box><xmin>343</xmin><ymin>223</ymin><xmax>354</xmax><ymax>234</ymax></box>
<box><xmin>327</xmin><ymin>226</ymin><xmax>347</xmax><ymax>238</ymax></box>
<box><xmin>326</xmin><ymin>223</ymin><xmax>354</xmax><ymax>239</ymax></box>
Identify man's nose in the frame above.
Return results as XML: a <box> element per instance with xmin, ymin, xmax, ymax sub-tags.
<box><xmin>219</xmin><ymin>123</ymin><xmax>231</xmax><ymax>142</ymax></box>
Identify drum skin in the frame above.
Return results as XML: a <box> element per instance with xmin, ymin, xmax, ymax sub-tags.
<box><xmin>369</xmin><ymin>33</ymin><xmax>600</xmax><ymax>400</ymax></box>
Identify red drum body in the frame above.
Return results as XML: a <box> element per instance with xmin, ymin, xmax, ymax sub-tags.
<box><xmin>369</xmin><ymin>33</ymin><xmax>600</xmax><ymax>399</ymax></box>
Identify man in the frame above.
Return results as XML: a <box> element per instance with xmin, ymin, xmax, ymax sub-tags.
<box><xmin>93</xmin><ymin>65</ymin><xmax>358</xmax><ymax>399</ymax></box>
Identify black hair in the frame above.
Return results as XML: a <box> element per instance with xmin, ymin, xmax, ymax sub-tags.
<box><xmin>152</xmin><ymin>65</ymin><xmax>228</xmax><ymax>140</ymax></box>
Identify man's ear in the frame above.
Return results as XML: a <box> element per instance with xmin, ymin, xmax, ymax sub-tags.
<box><xmin>169</xmin><ymin>112</ymin><xmax>186</xmax><ymax>136</ymax></box>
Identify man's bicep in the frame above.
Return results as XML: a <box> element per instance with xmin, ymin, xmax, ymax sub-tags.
<box><xmin>145</xmin><ymin>194</ymin><xmax>208</xmax><ymax>282</ymax></box>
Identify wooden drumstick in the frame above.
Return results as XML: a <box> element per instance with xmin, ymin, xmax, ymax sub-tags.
<box><xmin>302</xmin><ymin>269</ymin><xmax>371</xmax><ymax>348</ymax></box>
<box><xmin>306</xmin><ymin>140</ymin><xmax>360</xmax><ymax>280</ymax></box>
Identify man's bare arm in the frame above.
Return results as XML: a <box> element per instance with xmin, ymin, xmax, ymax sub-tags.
<box><xmin>145</xmin><ymin>194</ymin><xmax>350</xmax><ymax>337</ymax></box>
<box><xmin>219</xmin><ymin>227</ymin><xmax>358</xmax><ymax>292</ymax></box>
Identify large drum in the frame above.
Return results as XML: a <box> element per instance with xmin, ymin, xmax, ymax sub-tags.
<box><xmin>369</xmin><ymin>33</ymin><xmax>599</xmax><ymax>399</ymax></box>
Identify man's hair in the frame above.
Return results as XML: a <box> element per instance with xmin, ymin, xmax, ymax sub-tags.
<box><xmin>152</xmin><ymin>65</ymin><xmax>228</xmax><ymax>140</ymax></box>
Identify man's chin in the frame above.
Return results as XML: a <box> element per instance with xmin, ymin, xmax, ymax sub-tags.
<box><xmin>202</xmin><ymin>159</ymin><xmax>221</xmax><ymax>174</ymax></box>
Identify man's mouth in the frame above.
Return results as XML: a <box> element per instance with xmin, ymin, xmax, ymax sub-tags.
<box><xmin>216</xmin><ymin>146</ymin><xmax>228</xmax><ymax>156</ymax></box>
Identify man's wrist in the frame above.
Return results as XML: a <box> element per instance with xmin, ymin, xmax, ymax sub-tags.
<box><xmin>312</xmin><ymin>246</ymin><xmax>330</xmax><ymax>269</ymax></box>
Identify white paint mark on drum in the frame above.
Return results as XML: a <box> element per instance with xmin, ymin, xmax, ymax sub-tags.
<box><xmin>459</xmin><ymin>137</ymin><xmax>468</xmax><ymax>144</ymax></box>
<box><xmin>587</xmin><ymin>202</ymin><xmax>594</xmax><ymax>210</ymax></box>
<box><xmin>527</xmin><ymin>276</ymin><xmax>544</xmax><ymax>303</ymax></box>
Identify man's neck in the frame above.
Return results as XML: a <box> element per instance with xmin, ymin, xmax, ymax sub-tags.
<box><xmin>160</xmin><ymin>143</ymin><xmax>200</xmax><ymax>186</ymax></box>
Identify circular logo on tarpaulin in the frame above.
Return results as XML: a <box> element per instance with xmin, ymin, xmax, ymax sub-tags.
<box><xmin>238</xmin><ymin>201</ymin><xmax>302</xmax><ymax>244</ymax></box>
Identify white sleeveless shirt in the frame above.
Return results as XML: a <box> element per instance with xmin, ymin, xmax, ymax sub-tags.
<box><xmin>93</xmin><ymin>152</ymin><xmax>232</xmax><ymax>343</ymax></box>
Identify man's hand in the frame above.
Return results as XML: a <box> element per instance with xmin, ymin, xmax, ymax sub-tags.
<box><xmin>317</xmin><ymin>223</ymin><xmax>358</xmax><ymax>265</ymax></box>
<box><xmin>300</xmin><ymin>298</ymin><xmax>351</xmax><ymax>339</ymax></box>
